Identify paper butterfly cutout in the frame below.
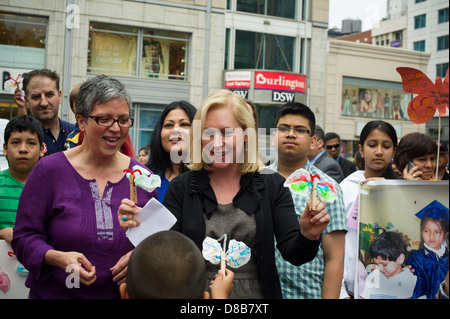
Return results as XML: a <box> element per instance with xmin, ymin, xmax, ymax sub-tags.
<box><xmin>202</xmin><ymin>235</ymin><xmax>251</xmax><ymax>269</ymax></box>
<box><xmin>283</xmin><ymin>168</ymin><xmax>337</xmax><ymax>203</ymax></box>
<box><xmin>396</xmin><ymin>67</ymin><xmax>449</xmax><ymax>124</ymax></box>
<box><xmin>124</xmin><ymin>165</ymin><xmax>161</xmax><ymax>193</ymax></box>
<box><xmin>3</xmin><ymin>74</ymin><xmax>22</xmax><ymax>91</ymax></box>
<box><xmin>0</xmin><ymin>269</ymin><xmax>11</xmax><ymax>293</ymax></box>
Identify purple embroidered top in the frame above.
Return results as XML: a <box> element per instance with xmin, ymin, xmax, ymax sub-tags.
<box><xmin>11</xmin><ymin>152</ymin><xmax>157</xmax><ymax>298</ymax></box>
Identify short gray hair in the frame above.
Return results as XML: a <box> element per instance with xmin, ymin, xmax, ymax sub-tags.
<box><xmin>76</xmin><ymin>74</ymin><xmax>132</xmax><ymax>116</ymax></box>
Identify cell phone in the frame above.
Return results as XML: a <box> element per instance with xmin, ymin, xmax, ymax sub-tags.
<box><xmin>408</xmin><ymin>161</ymin><xmax>415</xmax><ymax>171</ymax></box>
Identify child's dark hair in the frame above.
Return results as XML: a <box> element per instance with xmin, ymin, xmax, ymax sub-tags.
<box><xmin>126</xmin><ymin>231</ymin><xmax>206</xmax><ymax>299</ymax></box>
<box><xmin>4</xmin><ymin>115</ymin><xmax>44</xmax><ymax>146</ymax></box>
<box><xmin>369</xmin><ymin>231</ymin><xmax>408</xmax><ymax>262</ymax></box>
<box><xmin>274</xmin><ymin>102</ymin><xmax>316</xmax><ymax>136</ymax></box>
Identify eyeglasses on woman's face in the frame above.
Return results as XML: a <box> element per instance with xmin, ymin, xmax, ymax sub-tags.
<box><xmin>87</xmin><ymin>115</ymin><xmax>134</xmax><ymax>128</ymax></box>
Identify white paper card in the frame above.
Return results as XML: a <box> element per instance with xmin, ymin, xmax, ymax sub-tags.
<box><xmin>126</xmin><ymin>198</ymin><xmax>177</xmax><ymax>247</ymax></box>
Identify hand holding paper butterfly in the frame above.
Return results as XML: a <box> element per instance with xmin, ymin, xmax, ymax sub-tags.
<box><xmin>284</xmin><ymin>169</ymin><xmax>334</xmax><ymax>240</ymax></box>
<box><xmin>299</xmin><ymin>200</ymin><xmax>330</xmax><ymax>240</ymax></box>
<box><xmin>202</xmin><ymin>235</ymin><xmax>251</xmax><ymax>277</ymax></box>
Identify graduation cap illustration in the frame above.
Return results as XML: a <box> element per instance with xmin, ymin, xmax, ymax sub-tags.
<box><xmin>415</xmin><ymin>200</ymin><xmax>449</xmax><ymax>220</ymax></box>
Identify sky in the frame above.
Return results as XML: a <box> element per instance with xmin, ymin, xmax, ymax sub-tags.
<box><xmin>328</xmin><ymin>0</ymin><xmax>388</xmax><ymax>31</ymax></box>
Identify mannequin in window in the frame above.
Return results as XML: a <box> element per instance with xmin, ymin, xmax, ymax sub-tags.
<box><xmin>383</xmin><ymin>93</ymin><xmax>391</xmax><ymax>119</ymax></box>
<box><xmin>342</xmin><ymin>89</ymin><xmax>351</xmax><ymax>116</ymax></box>
<box><xmin>143</xmin><ymin>35</ymin><xmax>164</xmax><ymax>78</ymax></box>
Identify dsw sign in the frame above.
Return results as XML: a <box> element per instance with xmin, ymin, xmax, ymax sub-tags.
<box><xmin>272</xmin><ymin>91</ymin><xmax>295</xmax><ymax>102</ymax></box>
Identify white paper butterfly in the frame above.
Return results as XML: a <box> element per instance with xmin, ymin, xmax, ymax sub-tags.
<box><xmin>202</xmin><ymin>234</ymin><xmax>251</xmax><ymax>269</ymax></box>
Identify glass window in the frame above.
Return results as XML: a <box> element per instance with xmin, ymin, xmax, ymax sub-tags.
<box><xmin>341</xmin><ymin>77</ymin><xmax>412</xmax><ymax>121</ymax></box>
<box><xmin>142</xmin><ymin>29</ymin><xmax>188</xmax><ymax>79</ymax></box>
<box><xmin>438</xmin><ymin>8</ymin><xmax>449</xmax><ymax>23</ymax></box>
<box><xmin>414</xmin><ymin>14</ymin><xmax>426</xmax><ymax>29</ymax></box>
<box><xmin>129</xmin><ymin>103</ymin><xmax>166</xmax><ymax>152</ymax></box>
<box><xmin>0</xmin><ymin>12</ymin><xmax>47</xmax><ymax>69</ymax></box>
<box><xmin>436</xmin><ymin>63</ymin><xmax>449</xmax><ymax>78</ymax></box>
<box><xmin>415</xmin><ymin>0</ymin><xmax>426</xmax><ymax>3</ymax></box>
<box><xmin>88</xmin><ymin>23</ymin><xmax>138</xmax><ymax>77</ymax></box>
<box><xmin>234</xmin><ymin>30</ymin><xmax>294</xmax><ymax>71</ymax></box>
<box><xmin>88</xmin><ymin>22</ymin><xmax>189</xmax><ymax>80</ymax></box>
<box><xmin>236</xmin><ymin>0</ymin><xmax>296</xmax><ymax>19</ymax></box>
<box><xmin>413</xmin><ymin>40</ymin><xmax>425</xmax><ymax>52</ymax></box>
<box><xmin>437</xmin><ymin>35</ymin><xmax>449</xmax><ymax>51</ymax></box>
<box><xmin>0</xmin><ymin>94</ymin><xmax>22</xmax><ymax>120</ymax></box>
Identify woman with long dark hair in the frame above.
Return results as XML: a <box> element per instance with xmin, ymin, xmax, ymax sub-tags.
<box><xmin>146</xmin><ymin>101</ymin><xmax>197</xmax><ymax>201</ymax></box>
<box><xmin>339</xmin><ymin>120</ymin><xmax>400</xmax><ymax>299</ymax></box>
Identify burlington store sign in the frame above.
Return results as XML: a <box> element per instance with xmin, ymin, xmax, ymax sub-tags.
<box><xmin>224</xmin><ymin>70</ymin><xmax>306</xmax><ymax>103</ymax></box>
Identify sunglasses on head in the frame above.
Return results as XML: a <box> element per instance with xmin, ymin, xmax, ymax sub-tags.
<box><xmin>326</xmin><ymin>143</ymin><xmax>340</xmax><ymax>150</ymax></box>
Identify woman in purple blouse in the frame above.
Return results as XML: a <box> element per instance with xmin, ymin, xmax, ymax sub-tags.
<box><xmin>11</xmin><ymin>75</ymin><xmax>157</xmax><ymax>298</ymax></box>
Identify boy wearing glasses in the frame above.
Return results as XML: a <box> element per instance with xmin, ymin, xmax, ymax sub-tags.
<box><xmin>266</xmin><ymin>102</ymin><xmax>346</xmax><ymax>299</ymax></box>
<box><xmin>324</xmin><ymin>132</ymin><xmax>357</xmax><ymax>179</ymax></box>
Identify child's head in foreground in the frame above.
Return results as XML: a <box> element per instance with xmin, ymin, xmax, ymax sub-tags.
<box><xmin>369</xmin><ymin>231</ymin><xmax>408</xmax><ymax>279</ymax></box>
<box><xmin>120</xmin><ymin>230</ymin><xmax>207</xmax><ymax>299</ymax></box>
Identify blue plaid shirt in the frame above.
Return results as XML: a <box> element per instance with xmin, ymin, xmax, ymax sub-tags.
<box><xmin>266</xmin><ymin>160</ymin><xmax>347</xmax><ymax>299</ymax></box>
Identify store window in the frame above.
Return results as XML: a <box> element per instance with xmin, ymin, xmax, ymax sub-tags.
<box><xmin>88</xmin><ymin>22</ymin><xmax>189</xmax><ymax>80</ymax></box>
<box><xmin>129</xmin><ymin>103</ymin><xmax>166</xmax><ymax>152</ymax></box>
<box><xmin>0</xmin><ymin>12</ymin><xmax>47</xmax><ymax>69</ymax></box>
<box><xmin>236</xmin><ymin>0</ymin><xmax>296</xmax><ymax>19</ymax></box>
<box><xmin>234</xmin><ymin>30</ymin><xmax>295</xmax><ymax>71</ymax></box>
<box><xmin>341</xmin><ymin>77</ymin><xmax>412</xmax><ymax>121</ymax></box>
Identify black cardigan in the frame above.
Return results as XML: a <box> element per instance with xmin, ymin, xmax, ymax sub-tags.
<box><xmin>162</xmin><ymin>169</ymin><xmax>320</xmax><ymax>299</ymax></box>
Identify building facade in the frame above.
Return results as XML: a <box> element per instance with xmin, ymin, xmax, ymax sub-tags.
<box><xmin>1</xmin><ymin>0</ymin><xmax>332</xmax><ymax>153</ymax></box>
<box><xmin>326</xmin><ymin>39</ymin><xmax>430</xmax><ymax>159</ymax></box>
<box><xmin>223</xmin><ymin>0</ymin><xmax>329</xmax><ymax>143</ymax></box>
<box><xmin>1</xmin><ymin>0</ymin><xmax>445</xmax><ymax>157</ymax></box>
<box><xmin>0</xmin><ymin>0</ymin><xmax>226</xmax><ymax>151</ymax></box>
<box><xmin>372</xmin><ymin>0</ymin><xmax>449</xmax><ymax>144</ymax></box>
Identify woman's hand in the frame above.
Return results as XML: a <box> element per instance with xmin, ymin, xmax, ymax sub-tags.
<box><xmin>110</xmin><ymin>250</ymin><xmax>132</xmax><ymax>285</ymax></box>
<box><xmin>118</xmin><ymin>198</ymin><xmax>141</xmax><ymax>230</ymax></box>
<box><xmin>44</xmin><ymin>250</ymin><xmax>97</xmax><ymax>286</ymax></box>
<box><xmin>300</xmin><ymin>200</ymin><xmax>330</xmax><ymax>241</ymax></box>
<box><xmin>402</xmin><ymin>165</ymin><xmax>423</xmax><ymax>180</ymax></box>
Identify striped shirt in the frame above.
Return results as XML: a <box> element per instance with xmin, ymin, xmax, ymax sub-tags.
<box><xmin>266</xmin><ymin>160</ymin><xmax>347</xmax><ymax>299</ymax></box>
<box><xmin>0</xmin><ymin>169</ymin><xmax>24</xmax><ymax>229</ymax></box>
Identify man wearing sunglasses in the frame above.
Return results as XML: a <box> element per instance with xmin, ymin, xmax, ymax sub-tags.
<box><xmin>324</xmin><ymin>132</ymin><xmax>357</xmax><ymax>179</ymax></box>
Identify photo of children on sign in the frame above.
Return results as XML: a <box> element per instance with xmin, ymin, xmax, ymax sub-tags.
<box><xmin>356</xmin><ymin>180</ymin><xmax>449</xmax><ymax>299</ymax></box>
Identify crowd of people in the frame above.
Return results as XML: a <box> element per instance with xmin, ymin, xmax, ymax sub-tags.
<box><xmin>0</xmin><ymin>69</ymin><xmax>448</xmax><ymax>299</ymax></box>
